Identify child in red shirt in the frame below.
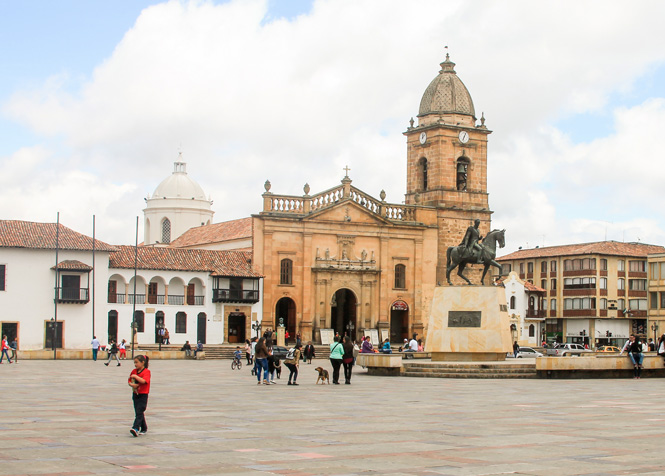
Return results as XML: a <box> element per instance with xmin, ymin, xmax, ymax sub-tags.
<box><xmin>128</xmin><ymin>355</ymin><xmax>151</xmax><ymax>437</ymax></box>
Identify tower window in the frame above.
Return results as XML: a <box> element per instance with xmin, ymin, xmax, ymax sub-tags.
<box><xmin>280</xmin><ymin>259</ymin><xmax>293</xmax><ymax>285</ymax></box>
<box><xmin>419</xmin><ymin>157</ymin><xmax>428</xmax><ymax>191</ymax></box>
<box><xmin>394</xmin><ymin>264</ymin><xmax>406</xmax><ymax>289</ymax></box>
<box><xmin>456</xmin><ymin>158</ymin><xmax>469</xmax><ymax>191</ymax></box>
<box><xmin>161</xmin><ymin>218</ymin><xmax>171</xmax><ymax>244</ymax></box>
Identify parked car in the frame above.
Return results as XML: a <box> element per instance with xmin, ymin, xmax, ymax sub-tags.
<box><xmin>515</xmin><ymin>347</ymin><xmax>543</xmax><ymax>358</ymax></box>
<box><xmin>545</xmin><ymin>343</ymin><xmax>593</xmax><ymax>356</ymax></box>
<box><xmin>270</xmin><ymin>346</ymin><xmax>289</xmax><ymax>360</ymax></box>
<box><xmin>596</xmin><ymin>345</ymin><xmax>621</xmax><ymax>353</ymax></box>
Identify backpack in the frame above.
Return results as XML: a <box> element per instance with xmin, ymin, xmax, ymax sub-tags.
<box><xmin>285</xmin><ymin>348</ymin><xmax>296</xmax><ymax>360</ymax></box>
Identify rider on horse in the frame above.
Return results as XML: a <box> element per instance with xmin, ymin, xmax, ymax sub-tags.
<box><xmin>460</xmin><ymin>219</ymin><xmax>486</xmax><ymax>264</ymax></box>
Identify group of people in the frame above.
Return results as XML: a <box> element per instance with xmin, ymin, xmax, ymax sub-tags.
<box><xmin>90</xmin><ymin>336</ymin><xmax>128</xmax><ymax>365</ymax></box>
<box><xmin>180</xmin><ymin>340</ymin><xmax>203</xmax><ymax>357</ymax></box>
<box><xmin>0</xmin><ymin>335</ymin><xmax>17</xmax><ymax>364</ymax></box>
<box><xmin>620</xmin><ymin>333</ymin><xmax>665</xmax><ymax>379</ymax></box>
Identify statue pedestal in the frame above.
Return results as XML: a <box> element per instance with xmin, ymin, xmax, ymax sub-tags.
<box><xmin>276</xmin><ymin>327</ymin><xmax>285</xmax><ymax>347</ymax></box>
<box><xmin>425</xmin><ymin>286</ymin><xmax>512</xmax><ymax>361</ymax></box>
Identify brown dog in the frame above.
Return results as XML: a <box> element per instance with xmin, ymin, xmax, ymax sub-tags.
<box><xmin>315</xmin><ymin>366</ymin><xmax>330</xmax><ymax>384</ymax></box>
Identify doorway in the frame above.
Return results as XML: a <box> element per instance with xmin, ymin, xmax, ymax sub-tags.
<box><xmin>155</xmin><ymin>311</ymin><xmax>165</xmax><ymax>344</ymax></box>
<box><xmin>228</xmin><ymin>313</ymin><xmax>246</xmax><ymax>343</ymax></box>
<box><xmin>44</xmin><ymin>321</ymin><xmax>63</xmax><ymax>349</ymax></box>
<box><xmin>275</xmin><ymin>297</ymin><xmax>296</xmax><ymax>338</ymax></box>
<box><xmin>331</xmin><ymin>289</ymin><xmax>357</xmax><ymax>341</ymax></box>
<box><xmin>108</xmin><ymin>310</ymin><xmax>118</xmax><ymax>344</ymax></box>
<box><xmin>197</xmin><ymin>313</ymin><xmax>207</xmax><ymax>344</ymax></box>
<box><xmin>1</xmin><ymin>323</ymin><xmax>17</xmax><ymax>344</ymax></box>
<box><xmin>390</xmin><ymin>300</ymin><xmax>409</xmax><ymax>343</ymax></box>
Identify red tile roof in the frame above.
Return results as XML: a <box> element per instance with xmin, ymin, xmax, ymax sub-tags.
<box><xmin>524</xmin><ymin>281</ymin><xmax>546</xmax><ymax>293</ymax></box>
<box><xmin>109</xmin><ymin>245</ymin><xmax>261</xmax><ymax>277</ymax></box>
<box><xmin>0</xmin><ymin>220</ymin><xmax>116</xmax><ymax>252</ymax></box>
<box><xmin>51</xmin><ymin>260</ymin><xmax>93</xmax><ymax>271</ymax></box>
<box><xmin>170</xmin><ymin>217</ymin><xmax>252</xmax><ymax>249</ymax></box>
<box><xmin>499</xmin><ymin>241</ymin><xmax>665</xmax><ymax>261</ymax></box>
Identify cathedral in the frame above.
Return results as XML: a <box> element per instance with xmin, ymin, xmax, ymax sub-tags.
<box><xmin>154</xmin><ymin>54</ymin><xmax>493</xmax><ymax>344</ymax></box>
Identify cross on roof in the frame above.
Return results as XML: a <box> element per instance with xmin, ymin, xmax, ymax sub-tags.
<box><xmin>343</xmin><ymin>165</ymin><xmax>351</xmax><ymax>177</ymax></box>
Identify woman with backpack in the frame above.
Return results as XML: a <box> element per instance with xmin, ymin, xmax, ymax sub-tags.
<box><xmin>284</xmin><ymin>343</ymin><xmax>302</xmax><ymax>386</ymax></box>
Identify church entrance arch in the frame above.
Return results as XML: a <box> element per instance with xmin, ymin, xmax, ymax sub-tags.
<box><xmin>390</xmin><ymin>300</ymin><xmax>409</xmax><ymax>343</ymax></box>
<box><xmin>331</xmin><ymin>288</ymin><xmax>358</xmax><ymax>342</ymax></box>
<box><xmin>275</xmin><ymin>297</ymin><xmax>296</xmax><ymax>339</ymax></box>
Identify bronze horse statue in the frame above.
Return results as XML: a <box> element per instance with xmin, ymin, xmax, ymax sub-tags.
<box><xmin>446</xmin><ymin>229</ymin><xmax>506</xmax><ymax>285</ymax></box>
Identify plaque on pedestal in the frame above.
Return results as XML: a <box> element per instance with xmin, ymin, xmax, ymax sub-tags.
<box><xmin>425</xmin><ymin>286</ymin><xmax>512</xmax><ymax>361</ymax></box>
<box><xmin>320</xmin><ymin>329</ymin><xmax>334</xmax><ymax>345</ymax></box>
<box><xmin>276</xmin><ymin>327</ymin><xmax>285</xmax><ymax>347</ymax></box>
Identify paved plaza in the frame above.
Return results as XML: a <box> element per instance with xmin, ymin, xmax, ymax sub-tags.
<box><xmin>2</xmin><ymin>359</ymin><xmax>663</xmax><ymax>476</ymax></box>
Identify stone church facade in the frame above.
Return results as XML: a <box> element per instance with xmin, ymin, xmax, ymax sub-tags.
<box><xmin>254</xmin><ymin>54</ymin><xmax>494</xmax><ymax>343</ymax></box>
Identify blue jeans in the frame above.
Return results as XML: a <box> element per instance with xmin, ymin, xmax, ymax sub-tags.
<box><xmin>629</xmin><ymin>352</ymin><xmax>644</xmax><ymax>366</ymax></box>
<box><xmin>0</xmin><ymin>349</ymin><xmax>11</xmax><ymax>363</ymax></box>
<box><xmin>256</xmin><ymin>358</ymin><xmax>269</xmax><ymax>382</ymax></box>
<box><xmin>92</xmin><ymin>348</ymin><xmax>98</xmax><ymax>361</ymax></box>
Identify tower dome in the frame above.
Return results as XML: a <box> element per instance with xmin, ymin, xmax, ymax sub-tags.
<box><xmin>152</xmin><ymin>161</ymin><xmax>207</xmax><ymax>200</ymax></box>
<box><xmin>143</xmin><ymin>157</ymin><xmax>214</xmax><ymax>246</ymax></box>
<box><xmin>418</xmin><ymin>54</ymin><xmax>475</xmax><ymax>119</ymax></box>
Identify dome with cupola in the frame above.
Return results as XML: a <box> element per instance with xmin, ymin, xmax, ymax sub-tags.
<box><xmin>152</xmin><ymin>159</ymin><xmax>207</xmax><ymax>200</ymax></box>
<box><xmin>418</xmin><ymin>54</ymin><xmax>476</xmax><ymax>119</ymax></box>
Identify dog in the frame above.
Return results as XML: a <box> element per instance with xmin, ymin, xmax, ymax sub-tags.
<box><xmin>315</xmin><ymin>366</ymin><xmax>330</xmax><ymax>385</ymax></box>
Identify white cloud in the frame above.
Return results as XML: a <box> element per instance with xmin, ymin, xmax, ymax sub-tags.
<box><xmin>3</xmin><ymin>0</ymin><xmax>665</xmax><ymax>246</ymax></box>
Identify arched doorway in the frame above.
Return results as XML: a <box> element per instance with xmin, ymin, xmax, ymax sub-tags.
<box><xmin>275</xmin><ymin>297</ymin><xmax>296</xmax><ymax>338</ymax></box>
<box><xmin>108</xmin><ymin>310</ymin><xmax>118</xmax><ymax>344</ymax></box>
<box><xmin>228</xmin><ymin>312</ymin><xmax>246</xmax><ymax>343</ymax></box>
<box><xmin>331</xmin><ymin>289</ymin><xmax>357</xmax><ymax>341</ymax></box>
<box><xmin>390</xmin><ymin>300</ymin><xmax>409</xmax><ymax>343</ymax></box>
<box><xmin>155</xmin><ymin>311</ymin><xmax>165</xmax><ymax>344</ymax></box>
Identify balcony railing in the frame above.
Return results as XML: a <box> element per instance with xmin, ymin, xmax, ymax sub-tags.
<box><xmin>213</xmin><ymin>289</ymin><xmax>259</xmax><ymax>303</ymax></box>
<box><xmin>56</xmin><ymin>287</ymin><xmax>89</xmax><ymax>303</ymax></box>
<box><xmin>128</xmin><ymin>294</ymin><xmax>146</xmax><ymax>304</ymax></box>
<box><xmin>188</xmin><ymin>295</ymin><xmax>205</xmax><ymax>306</ymax></box>
<box><xmin>168</xmin><ymin>295</ymin><xmax>184</xmax><ymax>305</ymax></box>
<box><xmin>525</xmin><ymin>309</ymin><xmax>546</xmax><ymax>319</ymax></box>
<box><xmin>147</xmin><ymin>294</ymin><xmax>165</xmax><ymax>305</ymax></box>
<box><xmin>108</xmin><ymin>293</ymin><xmax>126</xmax><ymax>304</ymax></box>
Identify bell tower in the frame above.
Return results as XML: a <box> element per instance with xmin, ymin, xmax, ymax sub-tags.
<box><xmin>404</xmin><ymin>54</ymin><xmax>493</xmax><ymax>282</ymax></box>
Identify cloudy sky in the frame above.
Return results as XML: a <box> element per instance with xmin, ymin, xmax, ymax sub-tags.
<box><xmin>2</xmin><ymin>0</ymin><xmax>665</xmax><ymax>254</ymax></box>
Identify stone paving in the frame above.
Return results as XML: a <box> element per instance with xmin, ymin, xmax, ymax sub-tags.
<box><xmin>2</xmin><ymin>359</ymin><xmax>664</xmax><ymax>476</ymax></box>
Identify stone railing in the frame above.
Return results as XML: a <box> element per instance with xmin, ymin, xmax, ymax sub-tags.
<box><xmin>310</xmin><ymin>185</ymin><xmax>344</xmax><ymax>212</ymax></box>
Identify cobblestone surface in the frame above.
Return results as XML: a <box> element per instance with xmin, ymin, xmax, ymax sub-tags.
<box><xmin>2</xmin><ymin>359</ymin><xmax>663</xmax><ymax>476</ymax></box>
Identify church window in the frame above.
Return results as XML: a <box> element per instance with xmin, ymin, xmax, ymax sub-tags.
<box><xmin>510</xmin><ymin>296</ymin><xmax>516</xmax><ymax>310</ymax></box>
<box><xmin>280</xmin><ymin>259</ymin><xmax>293</xmax><ymax>285</ymax></box>
<box><xmin>0</xmin><ymin>264</ymin><xmax>5</xmax><ymax>291</ymax></box>
<box><xmin>456</xmin><ymin>158</ymin><xmax>469</xmax><ymax>191</ymax></box>
<box><xmin>419</xmin><ymin>158</ymin><xmax>428</xmax><ymax>191</ymax></box>
<box><xmin>161</xmin><ymin>218</ymin><xmax>171</xmax><ymax>244</ymax></box>
<box><xmin>394</xmin><ymin>264</ymin><xmax>406</xmax><ymax>289</ymax></box>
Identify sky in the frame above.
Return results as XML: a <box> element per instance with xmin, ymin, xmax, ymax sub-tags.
<box><xmin>2</xmin><ymin>0</ymin><xmax>665</xmax><ymax>255</ymax></box>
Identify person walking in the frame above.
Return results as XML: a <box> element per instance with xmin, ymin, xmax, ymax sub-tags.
<box><xmin>0</xmin><ymin>336</ymin><xmax>12</xmax><ymax>364</ymax></box>
<box><xmin>163</xmin><ymin>328</ymin><xmax>170</xmax><ymax>345</ymax></box>
<box><xmin>284</xmin><ymin>343</ymin><xmax>302</xmax><ymax>386</ymax></box>
<box><xmin>9</xmin><ymin>337</ymin><xmax>17</xmax><ymax>363</ymax></box>
<box><xmin>513</xmin><ymin>341</ymin><xmax>520</xmax><ymax>358</ymax></box>
<box><xmin>621</xmin><ymin>334</ymin><xmax>644</xmax><ymax>379</ymax></box>
<box><xmin>244</xmin><ymin>339</ymin><xmax>252</xmax><ymax>365</ymax></box>
<box><xmin>254</xmin><ymin>337</ymin><xmax>270</xmax><ymax>385</ymax></box>
<box><xmin>658</xmin><ymin>333</ymin><xmax>665</xmax><ymax>364</ymax></box>
<box><xmin>342</xmin><ymin>336</ymin><xmax>354</xmax><ymax>384</ymax></box>
<box><xmin>91</xmin><ymin>336</ymin><xmax>101</xmax><ymax>361</ymax></box>
<box><xmin>303</xmin><ymin>341</ymin><xmax>316</xmax><ymax>364</ymax></box>
<box><xmin>128</xmin><ymin>355</ymin><xmax>151</xmax><ymax>437</ymax></box>
<box><xmin>329</xmin><ymin>336</ymin><xmax>344</xmax><ymax>384</ymax></box>
<box><xmin>104</xmin><ymin>340</ymin><xmax>121</xmax><ymax>366</ymax></box>
<box><xmin>118</xmin><ymin>339</ymin><xmax>127</xmax><ymax>360</ymax></box>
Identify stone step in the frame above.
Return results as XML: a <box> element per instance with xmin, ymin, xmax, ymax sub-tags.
<box><xmin>137</xmin><ymin>344</ymin><xmax>331</xmax><ymax>359</ymax></box>
<box><xmin>402</xmin><ymin>371</ymin><xmax>537</xmax><ymax>379</ymax></box>
<box><xmin>404</xmin><ymin>367</ymin><xmax>535</xmax><ymax>375</ymax></box>
<box><xmin>404</xmin><ymin>363</ymin><xmax>535</xmax><ymax>370</ymax></box>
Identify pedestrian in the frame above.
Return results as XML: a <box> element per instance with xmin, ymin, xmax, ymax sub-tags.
<box><xmin>9</xmin><ymin>337</ymin><xmax>18</xmax><ymax>363</ymax></box>
<box><xmin>128</xmin><ymin>355</ymin><xmax>151</xmax><ymax>437</ymax></box>
<box><xmin>342</xmin><ymin>336</ymin><xmax>354</xmax><ymax>384</ymax></box>
<box><xmin>0</xmin><ymin>336</ymin><xmax>12</xmax><ymax>364</ymax></box>
<box><xmin>303</xmin><ymin>341</ymin><xmax>315</xmax><ymax>364</ymax></box>
<box><xmin>296</xmin><ymin>332</ymin><xmax>302</xmax><ymax>347</ymax></box>
<box><xmin>119</xmin><ymin>339</ymin><xmax>127</xmax><ymax>359</ymax></box>
<box><xmin>417</xmin><ymin>339</ymin><xmax>424</xmax><ymax>352</ymax></box>
<box><xmin>648</xmin><ymin>338</ymin><xmax>655</xmax><ymax>352</ymax></box>
<box><xmin>285</xmin><ymin>329</ymin><xmax>290</xmax><ymax>345</ymax></box>
<box><xmin>193</xmin><ymin>340</ymin><xmax>203</xmax><ymax>357</ymax></box>
<box><xmin>251</xmin><ymin>337</ymin><xmax>258</xmax><ymax>375</ymax></box>
<box><xmin>329</xmin><ymin>336</ymin><xmax>344</xmax><ymax>384</ymax></box>
<box><xmin>254</xmin><ymin>337</ymin><xmax>270</xmax><ymax>385</ymax></box>
<box><xmin>91</xmin><ymin>335</ymin><xmax>101</xmax><ymax>361</ymax></box>
<box><xmin>163</xmin><ymin>328</ymin><xmax>170</xmax><ymax>345</ymax></box>
<box><xmin>380</xmin><ymin>338</ymin><xmax>392</xmax><ymax>354</ymax></box>
<box><xmin>268</xmin><ymin>354</ymin><xmax>281</xmax><ymax>383</ymax></box>
<box><xmin>361</xmin><ymin>337</ymin><xmax>374</xmax><ymax>353</ymax></box>
<box><xmin>181</xmin><ymin>340</ymin><xmax>192</xmax><ymax>357</ymax></box>
<box><xmin>284</xmin><ymin>343</ymin><xmax>302</xmax><ymax>385</ymax></box>
<box><xmin>620</xmin><ymin>334</ymin><xmax>644</xmax><ymax>379</ymax></box>
<box><xmin>244</xmin><ymin>339</ymin><xmax>252</xmax><ymax>365</ymax></box>
<box><xmin>658</xmin><ymin>334</ymin><xmax>665</xmax><ymax>364</ymax></box>
<box><xmin>105</xmin><ymin>340</ymin><xmax>121</xmax><ymax>366</ymax></box>
<box><xmin>409</xmin><ymin>334</ymin><xmax>418</xmax><ymax>352</ymax></box>
<box><xmin>513</xmin><ymin>341</ymin><xmax>520</xmax><ymax>358</ymax></box>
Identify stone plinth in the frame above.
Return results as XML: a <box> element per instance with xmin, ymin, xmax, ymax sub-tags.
<box><xmin>425</xmin><ymin>286</ymin><xmax>512</xmax><ymax>361</ymax></box>
<box><xmin>276</xmin><ymin>327</ymin><xmax>285</xmax><ymax>347</ymax></box>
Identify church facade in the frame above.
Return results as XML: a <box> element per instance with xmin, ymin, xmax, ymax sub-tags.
<box><xmin>254</xmin><ymin>54</ymin><xmax>494</xmax><ymax>343</ymax></box>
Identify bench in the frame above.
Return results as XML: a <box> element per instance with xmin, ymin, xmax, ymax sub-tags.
<box><xmin>536</xmin><ymin>354</ymin><xmax>665</xmax><ymax>378</ymax></box>
<box><xmin>398</xmin><ymin>351</ymin><xmax>431</xmax><ymax>360</ymax></box>
<box><xmin>355</xmin><ymin>353</ymin><xmax>403</xmax><ymax>376</ymax></box>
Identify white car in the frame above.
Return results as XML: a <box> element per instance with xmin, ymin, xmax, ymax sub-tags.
<box><xmin>508</xmin><ymin>347</ymin><xmax>543</xmax><ymax>358</ymax></box>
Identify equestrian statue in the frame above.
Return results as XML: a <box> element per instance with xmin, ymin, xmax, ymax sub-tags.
<box><xmin>446</xmin><ymin>219</ymin><xmax>506</xmax><ymax>286</ymax></box>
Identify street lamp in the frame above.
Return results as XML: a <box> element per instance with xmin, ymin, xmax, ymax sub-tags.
<box><xmin>252</xmin><ymin>321</ymin><xmax>261</xmax><ymax>339</ymax></box>
<box><xmin>346</xmin><ymin>321</ymin><xmax>355</xmax><ymax>341</ymax></box>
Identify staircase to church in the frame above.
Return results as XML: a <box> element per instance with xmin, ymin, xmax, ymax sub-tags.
<box><xmin>402</xmin><ymin>361</ymin><xmax>537</xmax><ymax>379</ymax></box>
<box><xmin>137</xmin><ymin>344</ymin><xmax>331</xmax><ymax>360</ymax></box>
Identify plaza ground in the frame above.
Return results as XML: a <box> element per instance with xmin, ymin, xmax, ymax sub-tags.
<box><xmin>2</xmin><ymin>359</ymin><xmax>663</xmax><ymax>476</ymax></box>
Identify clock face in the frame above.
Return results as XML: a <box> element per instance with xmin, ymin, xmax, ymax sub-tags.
<box><xmin>419</xmin><ymin>132</ymin><xmax>427</xmax><ymax>144</ymax></box>
<box><xmin>458</xmin><ymin>131</ymin><xmax>469</xmax><ymax>144</ymax></box>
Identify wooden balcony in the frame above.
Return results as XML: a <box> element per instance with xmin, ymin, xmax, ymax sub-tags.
<box><xmin>213</xmin><ymin>289</ymin><xmax>259</xmax><ymax>304</ymax></box>
<box><xmin>56</xmin><ymin>287</ymin><xmax>89</xmax><ymax>303</ymax></box>
<box><xmin>525</xmin><ymin>309</ymin><xmax>546</xmax><ymax>320</ymax></box>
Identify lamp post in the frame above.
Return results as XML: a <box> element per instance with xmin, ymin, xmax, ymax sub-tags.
<box><xmin>651</xmin><ymin>322</ymin><xmax>659</xmax><ymax>347</ymax></box>
<box><xmin>252</xmin><ymin>321</ymin><xmax>261</xmax><ymax>339</ymax></box>
<box><xmin>346</xmin><ymin>321</ymin><xmax>355</xmax><ymax>341</ymax></box>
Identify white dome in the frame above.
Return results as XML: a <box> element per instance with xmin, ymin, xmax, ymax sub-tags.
<box><xmin>153</xmin><ymin>161</ymin><xmax>207</xmax><ymax>200</ymax></box>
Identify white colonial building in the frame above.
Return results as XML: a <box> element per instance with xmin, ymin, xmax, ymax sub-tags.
<box><xmin>500</xmin><ymin>271</ymin><xmax>546</xmax><ymax>346</ymax></box>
